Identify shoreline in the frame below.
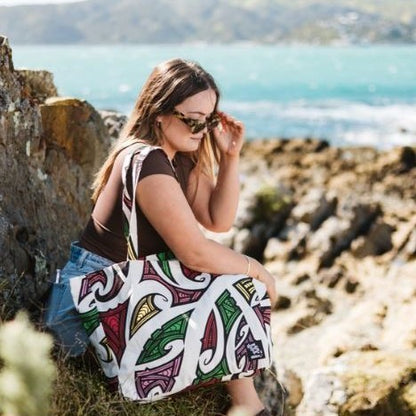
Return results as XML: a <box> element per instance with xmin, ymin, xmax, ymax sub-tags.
<box><xmin>9</xmin><ymin>41</ymin><xmax>416</xmax><ymax>150</ymax></box>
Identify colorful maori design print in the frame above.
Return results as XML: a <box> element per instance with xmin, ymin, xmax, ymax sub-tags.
<box><xmin>70</xmin><ymin>259</ymin><xmax>272</xmax><ymax>402</ymax></box>
<box><xmin>69</xmin><ymin>145</ymin><xmax>273</xmax><ymax>402</ymax></box>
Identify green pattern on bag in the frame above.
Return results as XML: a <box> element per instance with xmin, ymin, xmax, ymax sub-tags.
<box><xmin>80</xmin><ymin>308</ymin><xmax>100</xmax><ymax>336</ymax></box>
<box><xmin>136</xmin><ymin>311</ymin><xmax>191</xmax><ymax>365</ymax></box>
<box><xmin>193</xmin><ymin>357</ymin><xmax>231</xmax><ymax>385</ymax></box>
<box><xmin>216</xmin><ymin>290</ymin><xmax>241</xmax><ymax>333</ymax></box>
<box><xmin>156</xmin><ymin>251</ymin><xmax>176</xmax><ymax>280</ymax></box>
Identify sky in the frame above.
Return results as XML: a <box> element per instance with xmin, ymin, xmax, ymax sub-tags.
<box><xmin>0</xmin><ymin>0</ymin><xmax>87</xmax><ymax>5</ymax></box>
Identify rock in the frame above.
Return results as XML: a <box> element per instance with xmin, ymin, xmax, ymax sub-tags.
<box><xmin>235</xmin><ymin>176</ymin><xmax>266</xmax><ymax>229</ymax></box>
<box><xmin>403</xmin><ymin>229</ymin><xmax>416</xmax><ymax>259</ymax></box>
<box><xmin>291</xmin><ymin>273</ymin><xmax>311</xmax><ymax>286</ymax></box>
<box><xmin>41</xmin><ymin>97</ymin><xmax>111</xmax><ymax>168</ymax></box>
<box><xmin>318</xmin><ymin>203</ymin><xmax>381</xmax><ymax>269</ymax></box>
<box><xmin>302</xmin><ymin>289</ymin><xmax>332</xmax><ymax>313</ymax></box>
<box><xmin>233</xmin><ymin>228</ymin><xmax>252</xmax><ymax>253</ymax></box>
<box><xmin>291</xmin><ymin>189</ymin><xmax>337</xmax><ymax>231</ymax></box>
<box><xmin>296</xmin><ymin>367</ymin><xmax>347</xmax><ymax>416</ymax></box>
<box><xmin>235</xmin><ymin>192</ymin><xmax>256</xmax><ymax>229</ymax></box>
<box><xmin>328</xmin><ymin>171</ymin><xmax>361</xmax><ymax>194</ymax></box>
<box><xmin>402</xmin><ymin>383</ymin><xmax>416</xmax><ymax>414</ymax></box>
<box><xmin>262</xmin><ymin>222</ymin><xmax>310</xmax><ymax>263</ymax></box>
<box><xmin>376</xmin><ymin>146</ymin><xmax>416</xmax><ymax>174</ymax></box>
<box><xmin>308</xmin><ymin>216</ymin><xmax>350</xmax><ymax>253</ymax></box>
<box><xmin>391</xmin><ymin>215</ymin><xmax>416</xmax><ymax>260</ymax></box>
<box><xmin>286</xmin><ymin>237</ymin><xmax>307</xmax><ymax>261</ymax></box>
<box><xmin>239</xmin><ymin>141</ymin><xmax>416</xmax><ymax>415</ymax></box>
<box><xmin>287</xmin><ymin>312</ymin><xmax>323</xmax><ymax>335</ymax></box>
<box><xmin>282</xmin><ymin>138</ymin><xmax>329</xmax><ymax>155</ymax></box>
<box><xmin>251</xmin><ymin>185</ymin><xmax>293</xmax><ymax>226</ymax></box>
<box><xmin>286</xmin><ymin>290</ymin><xmax>332</xmax><ymax>335</ymax></box>
<box><xmin>344</xmin><ymin>278</ymin><xmax>360</xmax><ymax>294</ymax></box>
<box><xmin>278</xmin><ymin>367</ymin><xmax>303</xmax><ymax>408</ymax></box>
<box><xmin>279</xmin><ymin>221</ymin><xmax>310</xmax><ymax>243</ymax></box>
<box><xmin>340</xmin><ymin>351</ymin><xmax>416</xmax><ymax>415</ymax></box>
<box><xmin>0</xmin><ymin>38</ymin><xmax>111</xmax><ymax>314</ymax></box>
<box><xmin>254</xmin><ymin>363</ymin><xmax>288</xmax><ymax>416</ymax></box>
<box><xmin>318</xmin><ymin>266</ymin><xmax>345</xmax><ymax>288</ymax></box>
<box><xmin>274</xmin><ymin>294</ymin><xmax>292</xmax><ymax>311</ymax></box>
<box><xmin>296</xmin><ymin>351</ymin><xmax>416</xmax><ymax>416</ymax></box>
<box><xmin>243</xmin><ymin>223</ymin><xmax>270</xmax><ymax>260</ymax></box>
<box><xmin>16</xmin><ymin>69</ymin><xmax>58</xmax><ymax>103</ymax></box>
<box><xmin>99</xmin><ymin>109</ymin><xmax>127</xmax><ymax>140</ymax></box>
<box><xmin>351</xmin><ymin>220</ymin><xmax>394</xmax><ymax>258</ymax></box>
<box><xmin>378</xmin><ymin>266</ymin><xmax>416</xmax><ymax>350</ymax></box>
<box><xmin>263</xmin><ymin>237</ymin><xmax>289</xmax><ymax>262</ymax></box>
<box><xmin>239</xmin><ymin>184</ymin><xmax>293</xmax><ymax>260</ymax></box>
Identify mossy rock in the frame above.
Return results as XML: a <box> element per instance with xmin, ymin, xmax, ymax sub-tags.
<box><xmin>252</xmin><ymin>185</ymin><xmax>292</xmax><ymax>224</ymax></box>
<box><xmin>340</xmin><ymin>351</ymin><xmax>416</xmax><ymax>416</ymax></box>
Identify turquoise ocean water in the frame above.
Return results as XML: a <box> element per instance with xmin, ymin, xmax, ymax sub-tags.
<box><xmin>11</xmin><ymin>44</ymin><xmax>416</xmax><ymax>149</ymax></box>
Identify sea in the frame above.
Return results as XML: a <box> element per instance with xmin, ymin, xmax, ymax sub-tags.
<box><xmin>10</xmin><ymin>43</ymin><xmax>416</xmax><ymax>149</ymax></box>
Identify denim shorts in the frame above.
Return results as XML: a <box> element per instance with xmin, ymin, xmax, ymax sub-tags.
<box><xmin>44</xmin><ymin>242</ymin><xmax>113</xmax><ymax>357</ymax></box>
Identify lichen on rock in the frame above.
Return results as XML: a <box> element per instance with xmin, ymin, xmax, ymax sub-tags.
<box><xmin>0</xmin><ymin>36</ymin><xmax>111</xmax><ymax>315</ymax></box>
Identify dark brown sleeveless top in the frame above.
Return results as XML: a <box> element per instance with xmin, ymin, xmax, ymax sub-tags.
<box><xmin>80</xmin><ymin>149</ymin><xmax>194</xmax><ymax>262</ymax></box>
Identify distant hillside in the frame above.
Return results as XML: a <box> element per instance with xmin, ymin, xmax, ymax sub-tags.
<box><xmin>1</xmin><ymin>0</ymin><xmax>416</xmax><ymax>44</ymax></box>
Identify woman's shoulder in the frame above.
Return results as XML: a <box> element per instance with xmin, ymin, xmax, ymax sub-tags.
<box><xmin>115</xmin><ymin>143</ymin><xmax>168</xmax><ymax>169</ymax></box>
<box><xmin>140</xmin><ymin>148</ymin><xmax>175</xmax><ymax>179</ymax></box>
<box><xmin>111</xmin><ymin>144</ymin><xmax>172</xmax><ymax>186</ymax></box>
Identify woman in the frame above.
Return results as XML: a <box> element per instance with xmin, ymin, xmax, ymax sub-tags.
<box><xmin>46</xmin><ymin>58</ymin><xmax>277</xmax><ymax>416</ymax></box>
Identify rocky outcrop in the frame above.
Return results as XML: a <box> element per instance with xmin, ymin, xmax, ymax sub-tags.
<box><xmin>17</xmin><ymin>69</ymin><xmax>58</xmax><ymax>103</ymax></box>
<box><xmin>99</xmin><ymin>110</ymin><xmax>127</xmax><ymax>141</ymax></box>
<box><xmin>297</xmin><ymin>351</ymin><xmax>416</xmax><ymax>416</ymax></box>
<box><xmin>227</xmin><ymin>139</ymin><xmax>416</xmax><ymax>415</ymax></box>
<box><xmin>0</xmin><ymin>36</ymin><xmax>111</xmax><ymax>315</ymax></box>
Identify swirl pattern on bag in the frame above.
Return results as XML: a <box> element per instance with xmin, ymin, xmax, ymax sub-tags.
<box><xmin>70</xmin><ymin>254</ymin><xmax>271</xmax><ymax>401</ymax></box>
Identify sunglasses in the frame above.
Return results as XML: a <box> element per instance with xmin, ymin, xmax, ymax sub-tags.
<box><xmin>172</xmin><ymin>110</ymin><xmax>221</xmax><ymax>134</ymax></box>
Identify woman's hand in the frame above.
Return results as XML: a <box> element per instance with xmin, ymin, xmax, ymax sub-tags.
<box><xmin>250</xmin><ymin>258</ymin><xmax>277</xmax><ymax>308</ymax></box>
<box><xmin>212</xmin><ymin>111</ymin><xmax>245</xmax><ymax>157</ymax></box>
<box><xmin>262</xmin><ymin>272</ymin><xmax>278</xmax><ymax>309</ymax></box>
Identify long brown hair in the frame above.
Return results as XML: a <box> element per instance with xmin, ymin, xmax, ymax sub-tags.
<box><xmin>91</xmin><ymin>58</ymin><xmax>221</xmax><ymax>202</ymax></box>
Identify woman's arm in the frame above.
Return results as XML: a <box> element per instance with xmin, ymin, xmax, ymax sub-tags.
<box><xmin>187</xmin><ymin>112</ymin><xmax>244</xmax><ymax>233</ymax></box>
<box><xmin>137</xmin><ymin>173</ymin><xmax>277</xmax><ymax>305</ymax></box>
<box><xmin>187</xmin><ymin>154</ymin><xmax>239</xmax><ymax>232</ymax></box>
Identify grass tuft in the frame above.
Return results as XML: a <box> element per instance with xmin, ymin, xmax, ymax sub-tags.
<box><xmin>50</xmin><ymin>351</ymin><xmax>230</xmax><ymax>416</ymax></box>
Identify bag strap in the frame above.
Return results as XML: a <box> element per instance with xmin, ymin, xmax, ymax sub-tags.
<box><xmin>121</xmin><ymin>143</ymin><xmax>160</xmax><ymax>260</ymax></box>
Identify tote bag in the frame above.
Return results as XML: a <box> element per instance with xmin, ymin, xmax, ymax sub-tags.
<box><xmin>70</xmin><ymin>144</ymin><xmax>272</xmax><ymax>402</ymax></box>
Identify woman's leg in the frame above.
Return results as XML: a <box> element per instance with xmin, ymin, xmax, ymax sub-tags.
<box><xmin>226</xmin><ymin>377</ymin><xmax>264</xmax><ymax>416</ymax></box>
<box><xmin>44</xmin><ymin>242</ymin><xmax>113</xmax><ymax>357</ymax></box>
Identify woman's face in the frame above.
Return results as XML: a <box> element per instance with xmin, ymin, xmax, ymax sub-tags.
<box><xmin>158</xmin><ymin>88</ymin><xmax>217</xmax><ymax>159</ymax></box>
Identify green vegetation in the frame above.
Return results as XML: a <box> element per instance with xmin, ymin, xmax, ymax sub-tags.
<box><xmin>268</xmin><ymin>0</ymin><xmax>416</xmax><ymax>22</ymax></box>
<box><xmin>252</xmin><ymin>185</ymin><xmax>292</xmax><ymax>223</ymax></box>
<box><xmin>50</xmin><ymin>355</ymin><xmax>229</xmax><ymax>416</ymax></box>
<box><xmin>0</xmin><ymin>0</ymin><xmax>415</xmax><ymax>45</ymax></box>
